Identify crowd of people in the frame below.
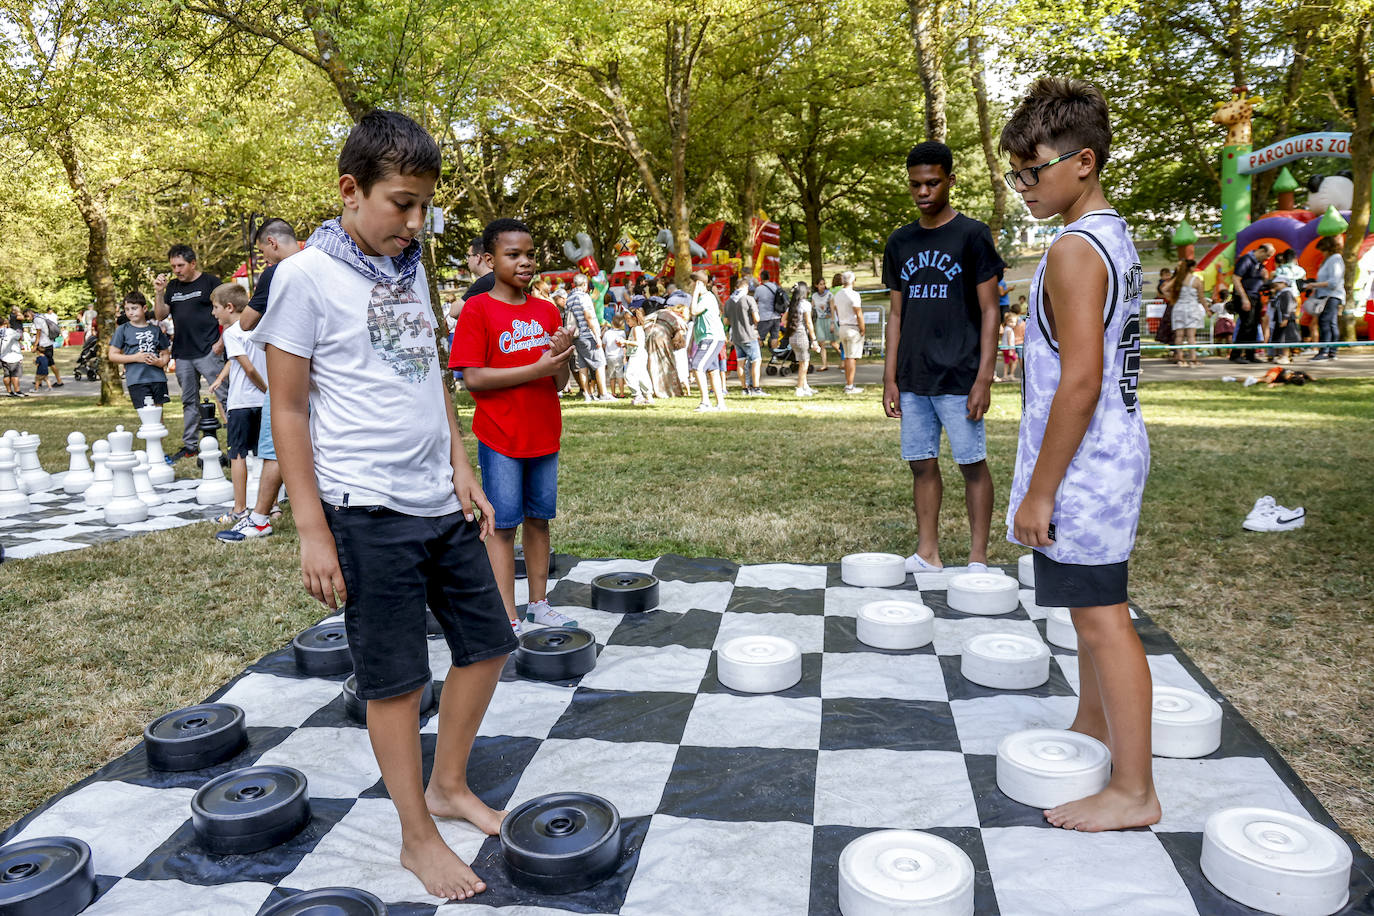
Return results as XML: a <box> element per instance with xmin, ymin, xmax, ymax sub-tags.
<box><xmin>2</xmin><ymin>306</ymin><xmax>73</xmax><ymax>395</ymax></box>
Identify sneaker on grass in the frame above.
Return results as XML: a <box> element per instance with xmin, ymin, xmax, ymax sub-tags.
<box><xmin>216</xmin><ymin>514</ymin><xmax>273</xmax><ymax>542</ymax></box>
<box><xmin>526</xmin><ymin>599</ymin><xmax>578</xmax><ymax>628</ymax></box>
<box><xmin>1243</xmin><ymin>504</ymin><xmax>1305</xmax><ymax>532</ymax></box>
<box><xmin>213</xmin><ymin>508</ymin><xmax>249</xmax><ymax>526</ymax></box>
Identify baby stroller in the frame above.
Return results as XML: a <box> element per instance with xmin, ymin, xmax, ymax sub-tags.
<box><xmin>71</xmin><ymin>335</ymin><xmax>101</xmax><ymax>381</ymax></box>
<box><xmin>764</xmin><ymin>342</ymin><xmax>799</xmax><ymax>377</ymax></box>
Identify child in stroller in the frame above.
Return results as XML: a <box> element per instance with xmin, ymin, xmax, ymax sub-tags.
<box><xmin>72</xmin><ymin>334</ymin><xmax>101</xmax><ymax>381</ymax></box>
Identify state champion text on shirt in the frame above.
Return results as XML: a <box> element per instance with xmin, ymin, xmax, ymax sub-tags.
<box><xmin>499</xmin><ymin>319</ymin><xmax>552</xmax><ymax>353</ymax></box>
<box><xmin>900</xmin><ymin>249</ymin><xmax>964</xmax><ymax>299</ymax></box>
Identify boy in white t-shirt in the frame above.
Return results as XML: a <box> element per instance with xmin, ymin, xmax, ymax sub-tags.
<box><xmin>251</xmin><ymin>111</ymin><xmax>513</xmax><ymax>902</ymax></box>
<box><xmin>208</xmin><ymin>283</ymin><xmax>267</xmax><ymax>524</ymax></box>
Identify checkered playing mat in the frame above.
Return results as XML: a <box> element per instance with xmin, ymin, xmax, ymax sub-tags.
<box><xmin>5</xmin><ymin>555</ymin><xmax>1372</xmax><ymax>914</ymax></box>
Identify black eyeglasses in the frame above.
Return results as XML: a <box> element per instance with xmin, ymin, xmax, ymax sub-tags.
<box><xmin>1003</xmin><ymin>149</ymin><xmax>1086</xmax><ymax>190</ymax></box>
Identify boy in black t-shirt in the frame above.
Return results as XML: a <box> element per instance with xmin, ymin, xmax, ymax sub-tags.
<box><xmin>153</xmin><ymin>243</ymin><xmax>225</xmax><ymax>460</ymax></box>
<box><xmin>881</xmin><ymin>141</ymin><xmax>1004</xmax><ymax>574</ymax></box>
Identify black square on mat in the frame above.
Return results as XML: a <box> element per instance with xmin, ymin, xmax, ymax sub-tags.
<box><xmin>699</xmin><ymin>652</ymin><xmax>822</xmax><ymax>699</ymax></box>
<box><xmin>819</xmin><ymin>697</ymin><xmax>962</xmax><ymax>752</ymax></box>
<box><xmin>605</xmin><ymin>608</ymin><xmax>723</xmax><ymax>650</ymax></box>
<box><xmin>547</xmin><ymin>578</ymin><xmax>592</xmax><ymax>609</ymax></box>
<box><xmin>359</xmin><ymin>733</ymin><xmax>541</xmax><ymax>812</ymax></box>
<box><xmin>548</xmin><ymin>689</ymin><xmax>695</xmax><ymax>744</ymax></box>
<box><xmin>726</xmin><ymin>586</ymin><xmax>825</xmax><ymax>615</ymax></box>
<box><xmin>823</xmin><ymin>615</ymin><xmax>936</xmax><ymax>656</ymax></box>
<box><xmin>95</xmin><ymin>726</ymin><xmax>297</xmax><ymax>791</ymax></box>
<box><xmin>808</xmin><ymin>825</ymin><xmax>1000</xmax><ymax>915</ymax></box>
<box><xmin>126</xmin><ymin>796</ymin><xmax>356</xmax><ymax>886</ymax></box>
<box><xmin>658</xmin><ymin>746</ymin><xmax>817</xmax><ymax>824</ymax></box>
<box><xmin>937</xmin><ymin>654</ymin><xmax>1078</xmax><ymax>702</ymax></box>
<box><xmin>652</xmin><ymin>553</ymin><xmax>739</xmax><ymax>583</ymax></box>
<box><xmin>464</xmin><ymin>814</ymin><xmax>651</xmax><ymax>912</ymax></box>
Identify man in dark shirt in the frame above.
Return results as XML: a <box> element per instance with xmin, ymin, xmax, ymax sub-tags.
<box><xmin>154</xmin><ymin>243</ymin><xmax>224</xmax><ymax>458</ymax></box>
<box><xmin>882</xmin><ymin>141</ymin><xmax>1003</xmax><ymax>574</ymax></box>
<box><xmin>1228</xmin><ymin>243</ymin><xmax>1272</xmax><ymax>363</ymax></box>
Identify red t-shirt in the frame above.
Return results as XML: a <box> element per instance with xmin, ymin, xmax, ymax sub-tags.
<box><xmin>450</xmin><ymin>292</ymin><xmax>563</xmax><ymax>458</ymax></box>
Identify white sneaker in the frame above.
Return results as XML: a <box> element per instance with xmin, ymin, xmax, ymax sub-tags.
<box><xmin>511</xmin><ymin>617</ymin><xmax>524</xmax><ymax>636</ymax></box>
<box><xmin>1243</xmin><ymin>505</ymin><xmax>1305</xmax><ymax>532</ymax></box>
<box><xmin>598</xmin><ymin>394</ymin><xmax>617</xmax><ymax>401</ymax></box>
<box><xmin>844</xmin><ymin>385</ymin><xmax>864</xmax><ymax>394</ymax></box>
<box><xmin>526</xmin><ymin>599</ymin><xmax>578</xmax><ymax>628</ymax></box>
<box><xmin>582</xmin><ymin>393</ymin><xmax>595</xmax><ymax>402</ymax></box>
<box><xmin>1245</xmin><ymin>496</ymin><xmax>1277</xmax><ymax>523</ymax></box>
<box><xmin>695</xmin><ymin>402</ymin><xmax>713</xmax><ymax>412</ymax></box>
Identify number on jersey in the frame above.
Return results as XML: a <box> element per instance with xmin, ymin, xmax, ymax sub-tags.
<box><xmin>1118</xmin><ymin>313</ymin><xmax>1141</xmax><ymax>411</ymax></box>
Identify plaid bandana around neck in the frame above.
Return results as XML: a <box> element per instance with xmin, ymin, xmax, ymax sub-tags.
<box><xmin>307</xmin><ymin>217</ymin><xmax>423</xmax><ymax>294</ymax></box>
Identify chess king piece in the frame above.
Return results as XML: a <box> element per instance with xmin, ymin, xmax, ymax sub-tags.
<box><xmin>132</xmin><ymin>450</ymin><xmax>163</xmax><ymax>507</ymax></box>
<box><xmin>83</xmin><ymin>439</ymin><xmax>114</xmax><ymax>507</ymax></box>
<box><xmin>63</xmin><ymin>431</ymin><xmax>94</xmax><ymax>494</ymax></box>
<box><xmin>0</xmin><ymin>446</ymin><xmax>31</xmax><ymax>517</ymax></box>
<box><xmin>136</xmin><ymin>397</ymin><xmax>175</xmax><ymax>486</ymax></box>
<box><xmin>196</xmin><ymin>435</ymin><xmax>234</xmax><ymax>505</ymax></box>
<box><xmin>104</xmin><ymin>426</ymin><xmax>149</xmax><ymax>525</ymax></box>
<box><xmin>14</xmin><ymin>431</ymin><xmax>53</xmax><ymax>494</ymax></box>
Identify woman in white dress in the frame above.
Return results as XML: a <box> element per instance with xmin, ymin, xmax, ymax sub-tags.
<box><xmin>1169</xmin><ymin>257</ymin><xmax>1205</xmax><ymax>367</ymax></box>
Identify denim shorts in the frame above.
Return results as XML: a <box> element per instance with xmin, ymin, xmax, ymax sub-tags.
<box><xmin>477</xmin><ymin>442</ymin><xmax>559</xmax><ymax>530</ymax></box>
<box><xmin>256</xmin><ymin>393</ymin><xmax>276</xmax><ymax>460</ymax></box>
<box><xmin>735</xmin><ymin>339</ymin><xmax>761</xmax><ymax>366</ymax></box>
<box><xmin>324</xmin><ymin>503</ymin><xmax>516</xmax><ymax>700</ymax></box>
<box><xmin>899</xmin><ymin>392</ymin><xmax>986</xmax><ymax>464</ymax></box>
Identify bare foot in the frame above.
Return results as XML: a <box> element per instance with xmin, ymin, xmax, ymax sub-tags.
<box><xmin>1044</xmin><ymin>785</ymin><xmax>1161</xmax><ymax>832</ymax></box>
<box><xmin>425</xmin><ymin>783</ymin><xmax>508</xmax><ymax>836</ymax></box>
<box><xmin>400</xmin><ymin>835</ymin><xmax>487</xmax><ymax>900</ymax></box>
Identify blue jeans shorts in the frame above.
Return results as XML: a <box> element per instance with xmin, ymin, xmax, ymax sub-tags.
<box><xmin>477</xmin><ymin>442</ymin><xmax>559</xmax><ymax>530</ymax></box>
<box><xmin>735</xmin><ymin>339</ymin><xmax>761</xmax><ymax>366</ymax></box>
<box><xmin>899</xmin><ymin>392</ymin><xmax>986</xmax><ymax>464</ymax></box>
<box><xmin>256</xmin><ymin>392</ymin><xmax>276</xmax><ymax>460</ymax></box>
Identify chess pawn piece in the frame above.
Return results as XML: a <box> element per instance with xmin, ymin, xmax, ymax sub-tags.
<box><xmin>63</xmin><ymin>431</ymin><xmax>94</xmax><ymax>494</ymax></box>
<box><xmin>104</xmin><ymin>426</ymin><xmax>148</xmax><ymax>525</ymax></box>
<box><xmin>136</xmin><ymin>397</ymin><xmax>174</xmax><ymax>486</ymax></box>
<box><xmin>132</xmin><ymin>450</ymin><xmax>163</xmax><ymax>507</ymax></box>
<box><xmin>0</xmin><ymin>446</ymin><xmax>31</xmax><ymax>517</ymax></box>
<box><xmin>195</xmin><ymin>435</ymin><xmax>234</xmax><ymax>505</ymax></box>
<box><xmin>14</xmin><ymin>431</ymin><xmax>53</xmax><ymax>494</ymax></box>
<box><xmin>83</xmin><ymin>440</ymin><xmax>114</xmax><ymax>507</ymax></box>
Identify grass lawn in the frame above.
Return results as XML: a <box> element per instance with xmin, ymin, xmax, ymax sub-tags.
<box><xmin>2</xmin><ymin>381</ymin><xmax>1371</xmax><ymax>852</ymax></box>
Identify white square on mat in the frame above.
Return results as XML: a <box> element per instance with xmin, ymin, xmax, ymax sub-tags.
<box><xmin>933</xmin><ymin>616</ymin><xmax>1042</xmax><ymax>656</ymax></box>
<box><xmin>5</xmin><ymin>539</ymin><xmax>87</xmax><ymax>558</ymax></box>
<box><xmin>284</xmin><ymin>797</ymin><xmax>486</xmax><ymax>906</ymax></box>
<box><xmin>813</xmin><ymin>748</ymin><xmax>978</xmax><ymax>828</ymax></box>
<box><xmin>714</xmin><ymin>612</ymin><xmax>824</xmax><ymax>654</ymax></box>
<box><xmin>681</xmin><ymin>693</ymin><xmax>822</xmax><ymax>750</ymax></box>
<box><xmin>505</xmin><ymin>738</ymin><xmax>678</xmax><ymax>818</ymax></box>
<box><xmin>254</xmin><ymin>727</ymin><xmax>381</xmax><ymax>798</ymax></box>
<box><xmin>1057</xmin><ymin>654</ymin><xmax>1211</xmax><ymax>697</ymax></box>
<box><xmin>948</xmin><ymin>695</ymin><xmax>1082</xmax><ymax>755</ymax></box>
<box><xmin>537</xmin><ymin>607</ymin><xmax>621</xmax><ymax>646</ymax></box>
<box><xmin>982</xmin><ymin>826</ymin><xmax>1199</xmax><ymax>916</ymax></box>
<box><xmin>560</xmin><ymin>557</ymin><xmax>658</xmax><ymax>584</ymax></box>
<box><xmin>655</xmin><ymin>578</ymin><xmax>733</xmax><ymax>613</ymax></box>
<box><xmin>9</xmin><ymin>781</ymin><xmax>196</xmax><ymax>876</ymax></box>
<box><xmin>823</xmin><ymin>585</ymin><xmax>923</xmax><ymax>618</ymax></box>
<box><xmin>821</xmin><ymin>652</ymin><xmax>948</xmax><ymax>702</ymax></box>
<box><xmin>215</xmin><ymin>673</ymin><xmax>347</xmax><ymax>728</ymax></box>
<box><xmin>733</xmin><ymin>563</ymin><xmax>828</xmax><ymax>590</ymax></box>
<box><xmin>577</xmin><ymin>644</ymin><xmax>712</xmax><ymax>694</ymax></box>
<box><xmin>619</xmin><ymin>814</ymin><xmax>813</xmax><ymax>916</ymax></box>
<box><xmin>473</xmin><ymin>678</ymin><xmax>576</xmax><ymax>740</ymax></box>
<box><xmin>1152</xmin><ymin>756</ymin><xmax>1309</xmax><ymax>833</ymax></box>
<box><xmin>86</xmin><ymin>879</ymin><xmax>275</xmax><ymax>916</ymax></box>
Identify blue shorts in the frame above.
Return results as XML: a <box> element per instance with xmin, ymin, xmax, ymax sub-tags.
<box><xmin>899</xmin><ymin>392</ymin><xmax>986</xmax><ymax>464</ymax></box>
<box><xmin>477</xmin><ymin>442</ymin><xmax>559</xmax><ymax>530</ymax></box>
<box><xmin>735</xmin><ymin>339</ymin><xmax>761</xmax><ymax>366</ymax></box>
<box><xmin>689</xmin><ymin>338</ymin><xmax>726</xmax><ymax>372</ymax></box>
<box><xmin>256</xmin><ymin>392</ymin><xmax>276</xmax><ymax>460</ymax></box>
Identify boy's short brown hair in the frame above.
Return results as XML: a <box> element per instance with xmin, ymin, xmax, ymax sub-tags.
<box><xmin>1000</xmin><ymin>77</ymin><xmax>1111</xmax><ymax>173</ymax></box>
<box><xmin>211</xmin><ymin>282</ymin><xmax>250</xmax><ymax>312</ymax></box>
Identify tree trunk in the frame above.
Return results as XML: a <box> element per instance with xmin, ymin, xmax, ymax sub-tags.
<box><xmin>1342</xmin><ymin>20</ymin><xmax>1372</xmax><ymax>340</ymax></box>
<box><xmin>53</xmin><ymin>129</ymin><xmax>121</xmax><ymax>406</ymax></box>
<box><xmin>1252</xmin><ymin>25</ymin><xmax>1312</xmax><ymax>214</ymax></box>
<box><xmin>908</xmin><ymin>0</ymin><xmax>947</xmax><ymax>142</ymax></box>
<box><xmin>967</xmin><ymin>32</ymin><xmax>1007</xmax><ymax>238</ymax></box>
<box><xmin>738</xmin><ymin>155</ymin><xmax>758</xmax><ymax>273</ymax></box>
<box><xmin>665</xmin><ymin>18</ymin><xmax>705</xmax><ymax>289</ymax></box>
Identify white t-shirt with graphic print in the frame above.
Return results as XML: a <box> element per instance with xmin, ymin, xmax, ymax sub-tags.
<box><xmin>251</xmin><ymin>245</ymin><xmax>459</xmax><ymax>516</ymax></box>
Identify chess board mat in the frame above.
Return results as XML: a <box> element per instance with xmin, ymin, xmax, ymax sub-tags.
<box><xmin>4</xmin><ymin>554</ymin><xmax>1372</xmax><ymax>915</ymax></box>
<box><xmin>0</xmin><ymin>474</ymin><xmax>234</xmax><ymax>560</ymax></box>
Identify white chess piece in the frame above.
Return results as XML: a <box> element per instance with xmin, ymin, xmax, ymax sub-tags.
<box><xmin>195</xmin><ymin>435</ymin><xmax>234</xmax><ymax>505</ymax></box>
<box><xmin>0</xmin><ymin>446</ymin><xmax>31</xmax><ymax>517</ymax></box>
<box><xmin>136</xmin><ymin>397</ymin><xmax>174</xmax><ymax>486</ymax></box>
<box><xmin>63</xmin><ymin>431</ymin><xmax>94</xmax><ymax>494</ymax></box>
<box><xmin>14</xmin><ymin>431</ymin><xmax>53</xmax><ymax>494</ymax></box>
<box><xmin>104</xmin><ymin>426</ymin><xmax>148</xmax><ymax>524</ymax></box>
<box><xmin>132</xmin><ymin>450</ymin><xmax>163</xmax><ymax>507</ymax></box>
<box><xmin>84</xmin><ymin>439</ymin><xmax>114</xmax><ymax>507</ymax></box>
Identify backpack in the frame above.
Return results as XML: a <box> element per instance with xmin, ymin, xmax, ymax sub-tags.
<box><xmin>771</xmin><ymin>282</ymin><xmax>790</xmax><ymax>315</ymax></box>
<box><xmin>42</xmin><ymin>315</ymin><xmax>60</xmax><ymax>338</ymax></box>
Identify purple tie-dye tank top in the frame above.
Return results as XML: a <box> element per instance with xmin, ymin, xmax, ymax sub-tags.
<box><xmin>1006</xmin><ymin>209</ymin><xmax>1150</xmax><ymax>565</ymax></box>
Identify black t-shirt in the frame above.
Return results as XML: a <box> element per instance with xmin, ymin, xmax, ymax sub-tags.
<box><xmin>1233</xmin><ymin>252</ymin><xmax>1266</xmax><ymax>300</ymax></box>
<box><xmin>247</xmin><ymin>264</ymin><xmax>276</xmax><ymax>315</ymax></box>
<box><xmin>462</xmin><ymin>271</ymin><xmax>495</xmax><ymax>302</ymax></box>
<box><xmin>164</xmin><ymin>272</ymin><xmax>221</xmax><ymax>359</ymax></box>
<box><xmin>882</xmin><ymin>213</ymin><xmax>1003</xmax><ymax>396</ymax></box>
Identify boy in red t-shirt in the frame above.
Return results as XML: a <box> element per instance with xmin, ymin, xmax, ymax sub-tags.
<box><xmin>451</xmin><ymin>218</ymin><xmax>577</xmax><ymax>633</ymax></box>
